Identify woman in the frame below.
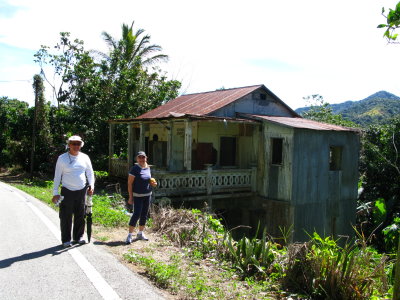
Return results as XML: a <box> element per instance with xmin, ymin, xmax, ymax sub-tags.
<box><xmin>126</xmin><ymin>151</ymin><xmax>157</xmax><ymax>244</ymax></box>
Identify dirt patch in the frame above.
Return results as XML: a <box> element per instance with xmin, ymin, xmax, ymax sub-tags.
<box><xmin>0</xmin><ymin>168</ymin><xmax>30</xmax><ymax>184</ymax></box>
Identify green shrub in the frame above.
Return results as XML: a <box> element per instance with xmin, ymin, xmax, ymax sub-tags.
<box><xmin>282</xmin><ymin>233</ymin><xmax>390</xmax><ymax>299</ymax></box>
<box><xmin>223</xmin><ymin>225</ymin><xmax>281</xmax><ymax>279</ymax></box>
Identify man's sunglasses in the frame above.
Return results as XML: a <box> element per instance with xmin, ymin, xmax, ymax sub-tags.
<box><xmin>70</xmin><ymin>142</ymin><xmax>82</xmax><ymax>146</ymax></box>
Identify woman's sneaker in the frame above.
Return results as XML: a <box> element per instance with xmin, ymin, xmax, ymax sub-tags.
<box><xmin>136</xmin><ymin>232</ymin><xmax>149</xmax><ymax>241</ymax></box>
<box><xmin>126</xmin><ymin>234</ymin><xmax>133</xmax><ymax>244</ymax></box>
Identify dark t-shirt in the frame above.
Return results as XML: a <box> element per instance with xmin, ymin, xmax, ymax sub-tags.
<box><xmin>129</xmin><ymin>164</ymin><xmax>152</xmax><ymax>195</ymax></box>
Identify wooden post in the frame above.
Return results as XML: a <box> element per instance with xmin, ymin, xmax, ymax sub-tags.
<box><xmin>167</xmin><ymin>121</ymin><xmax>173</xmax><ymax>170</ymax></box>
<box><xmin>127</xmin><ymin>124</ymin><xmax>134</xmax><ymax>169</ymax></box>
<box><xmin>206</xmin><ymin>165</ymin><xmax>213</xmax><ymax>211</ymax></box>
<box><xmin>184</xmin><ymin>119</ymin><xmax>192</xmax><ymax>171</ymax></box>
<box><xmin>108</xmin><ymin>123</ymin><xmax>115</xmax><ymax>174</ymax></box>
<box><xmin>393</xmin><ymin>237</ymin><xmax>400</xmax><ymax>299</ymax></box>
<box><xmin>139</xmin><ymin>122</ymin><xmax>145</xmax><ymax>152</ymax></box>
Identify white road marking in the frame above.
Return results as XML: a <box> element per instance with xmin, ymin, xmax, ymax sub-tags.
<box><xmin>0</xmin><ymin>183</ymin><xmax>121</xmax><ymax>300</ymax></box>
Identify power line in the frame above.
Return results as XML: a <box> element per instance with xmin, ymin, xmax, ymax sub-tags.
<box><xmin>0</xmin><ymin>79</ymin><xmax>32</xmax><ymax>83</ymax></box>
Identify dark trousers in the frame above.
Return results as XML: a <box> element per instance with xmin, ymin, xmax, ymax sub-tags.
<box><xmin>59</xmin><ymin>186</ymin><xmax>87</xmax><ymax>243</ymax></box>
<box><xmin>129</xmin><ymin>195</ymin><xmax>151</xmax><ymax>227</ymax></box>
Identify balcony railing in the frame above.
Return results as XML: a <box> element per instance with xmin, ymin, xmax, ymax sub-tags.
<box><xmin>110</xmin><ymin>158</ymin><xmax>257</xmax><ymax>198</ymax></box>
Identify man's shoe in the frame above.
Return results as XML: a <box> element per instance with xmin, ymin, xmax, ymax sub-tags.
<box><xmin>126</xmin><ymin>234</ymin><xmax>133</xmax><ymax>244</ymax></box>
<box><xmin>137</xmin><ymin>232</ymin><xmax>149</xmax><ymax>241</ymax></box>
<box><xmin>72</xmin><ymin>238</ymin><xmax>86</xmax><ymax>245</ymax></box>
<box><xmin>62</xmin><ymin>241</ymin><xmax>72</xmax><ymax>248</ymax></box>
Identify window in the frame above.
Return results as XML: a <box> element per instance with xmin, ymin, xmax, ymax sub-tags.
<box><xmin>220</xmin><ymin>137</ymin><xmax>236</xmax><ymax>166</ymax></box>
<box><xmin>329</xmin><ymin>146</ymin><xmax>342</xmax><ymax>171</ymax></box>
<box><xmin>271</xmin><ymin>138</ymin><xmax>283</xmax><ymax>165</ymax></box>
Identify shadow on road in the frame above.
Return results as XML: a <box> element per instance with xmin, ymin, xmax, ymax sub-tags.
<box><xmin>0</xmin><ymin>245</ymin><xmax>70</xmax><ymax>268</ymax></box>
<box><xmin>93</xmin><ymin>240</ymin><xmax>127</xmax><ymax>247</ymax></box>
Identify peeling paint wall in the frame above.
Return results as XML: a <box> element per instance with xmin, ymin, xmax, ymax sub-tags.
<box><xmin>259</xmin><ymin>122</ymin><xmax>294</xmax><ymax>201</ymax></box>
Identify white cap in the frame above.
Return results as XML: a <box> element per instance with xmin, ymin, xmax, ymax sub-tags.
<box><xmin>67</xmin><ymin>135</ymin><xmax>84</xmax><ymax>147</ymax></box>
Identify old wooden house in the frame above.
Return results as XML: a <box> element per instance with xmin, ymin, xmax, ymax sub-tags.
<box><xmin>108</xmin><ymin>84</ymin><xmax>360</xmax><ymax>242</ymax></box>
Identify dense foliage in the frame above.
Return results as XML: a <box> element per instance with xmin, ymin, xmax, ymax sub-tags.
<box><xmin>358</xmin><ymin>119</ymin><xmax>400</xmax><ymax>253</ymax></box>
<box><xmin>0</xmin><ymin>97</ymin><xmax>32</xmax><ymax>169</ymax></box>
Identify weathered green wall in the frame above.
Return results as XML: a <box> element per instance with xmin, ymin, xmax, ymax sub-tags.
<box><xmin>291</xmin><ymin>129</ymin><xmax>359</xmax><ymax>241</ymax></box>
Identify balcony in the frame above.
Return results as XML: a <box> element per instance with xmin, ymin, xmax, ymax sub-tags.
<box><xmin>110</xmin><ymin>158</ymin><xmax>257</xmax><ymax>200</ymax></box>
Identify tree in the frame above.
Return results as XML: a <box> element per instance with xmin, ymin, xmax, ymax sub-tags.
<box><xmin>30</xmin><ymin>74</ymin><xmax>52</xmax><ymax>174</ymax></box>
<box><xmin>0</xmin><ymin>97</ymin><xmax>31</xmax><ymax>169</ymax></box>
<box><xmin>100</xmin><ymin>21</ymin><xmax>168</xmax><ymax>68</ymax></box>
<box><xmin>378</xmin><ymin>1</ymin><xmax>400</xmax><ymax>42</ymax></box>
<box><xmin>300</xmin><ymin>94</ymin><xmax>357</xmax><ymax>127</ymax></box>
<box><xmin>34</xmin><ymin>32</ymin><xmax>86</xmax><ymax>106</ymax></box>
<box><xmin>34</xmin><ymin>24</ymin><xmax>181</xmax><ymax>170</ymax></box>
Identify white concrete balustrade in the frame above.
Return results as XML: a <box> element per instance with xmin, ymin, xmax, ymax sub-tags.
<box><xmin>110</xmin><ymin>158</ymin><xmax>257</xmax><ymax>198</ymax></box>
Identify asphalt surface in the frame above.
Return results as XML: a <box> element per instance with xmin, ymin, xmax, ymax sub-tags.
<box><xmin>0</xmin><ymin>181</ymin><xmax>165</xmax><ymax>300</ymax></box>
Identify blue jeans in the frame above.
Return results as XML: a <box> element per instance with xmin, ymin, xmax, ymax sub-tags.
<box><xmin>129</xmin><ymin>195</ymin><xmax>150</xmax><ymax>227</ymax></box>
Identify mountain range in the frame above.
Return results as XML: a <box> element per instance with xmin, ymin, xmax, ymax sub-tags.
<box><xmin>295</xmin><ymin>91</ymin><xmax>400</xmax><ymax>127</ymax></box>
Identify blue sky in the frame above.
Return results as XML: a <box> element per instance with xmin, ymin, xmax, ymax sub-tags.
<box><xmin>0</xmin><ymin>0</ymin><xmax>400</xmax><ymax>109</ymax></box>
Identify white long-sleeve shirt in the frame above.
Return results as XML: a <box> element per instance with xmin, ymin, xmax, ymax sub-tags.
<box><xmin>53</xmin><ymin>152</ymin><xmax>95</xmax><ymax>196</ymax></box>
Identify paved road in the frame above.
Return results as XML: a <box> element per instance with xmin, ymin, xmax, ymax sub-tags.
<box><xmin>0</xmin><ymin>181</ymin><xmax>165</xmax><ymax>300</ymax></box>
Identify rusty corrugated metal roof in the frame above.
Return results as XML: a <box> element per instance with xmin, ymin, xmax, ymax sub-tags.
<box><xmin>244</xmin><ymin>114</ymin><xmax>360</xmax><ymax>132</ymax></box>
<box><xmin>136</xmin><ymin>85</ymin><xmax>263</xmax><ymax>119</ymax></box>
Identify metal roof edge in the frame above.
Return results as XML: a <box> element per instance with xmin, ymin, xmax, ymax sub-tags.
<box><xmin>238</xmin><ymin>113</ymin><xmax>361</xmax><ymax>132</ymax></box>
<box><xmin>109</xmin><ymin>114</ymin><xmax>259</xmax><ymax>124</ymax></box>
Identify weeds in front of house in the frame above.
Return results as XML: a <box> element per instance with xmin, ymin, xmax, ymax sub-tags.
<box><xmin>282</xmin><ymin>233</ymin><xmax>391</xmax><ymax>299</ymax></box>
<box><xmin>143</xmin><ymin>206</ymin><xmax>393</xmax><ymax>299</ymax></box>
<box><xmin>123</xmin><ymin>252</ymin><xmax>183</xmax><ymax>291</ymax></box>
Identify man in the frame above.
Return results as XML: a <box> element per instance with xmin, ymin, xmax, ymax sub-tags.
<box><xmin>52</xmin><ymin>135</ymin><xmax>95</xmax><ymax>248</ymax></box>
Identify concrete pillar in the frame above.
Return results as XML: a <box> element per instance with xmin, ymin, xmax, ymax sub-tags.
<box><xmin>206</xmin><ymin>165</ymin><xmax>213</xmax><ymax>211</ymax></box>
<box><xmin>184</xmin><ymin>119</ymin><xmax>192</xmax><ymax>171</ymax></box>
<box><xmin>251</xmin><ymin>167</ymin><xmax>257</xmax><ymax>192</ymax></box>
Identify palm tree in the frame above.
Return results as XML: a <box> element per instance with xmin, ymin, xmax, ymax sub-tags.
<box><xmin>99</xmin><ymin>21</ymin><xmax>168</xmax><ymax>68</ymax></box>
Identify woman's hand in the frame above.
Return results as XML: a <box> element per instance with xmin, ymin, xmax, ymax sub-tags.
<box><xmin>150</xmin><ymin>178</ymin><xmax>157</xmax><ymax>187</ymax></box>
<box><xmin>128</xmin><ymin>197</ymin><xmax>133</xmax><ymax>205</ymax></box>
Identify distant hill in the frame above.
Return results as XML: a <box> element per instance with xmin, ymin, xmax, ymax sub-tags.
<box><xmin>295</xmin><ymin>91</ymin><xmax>400</xmax><ymax>127</ymax></box>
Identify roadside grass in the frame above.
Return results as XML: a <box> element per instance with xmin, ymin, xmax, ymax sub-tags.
<box><xmin>12</xmin><ymin>177</ymin><xmax>130</xmax><ymax>227</ymax></box>
<box><xmin>7</xmin><ymin>177</ymin><xmax>394</xmax><ymax>300</ymax></box>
